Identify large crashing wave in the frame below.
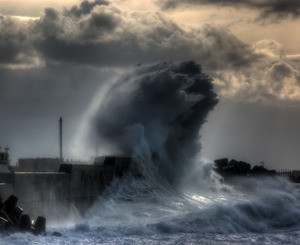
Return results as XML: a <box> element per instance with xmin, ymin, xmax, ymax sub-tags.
<box><xmin>88</xmin><ymin>60</ymin><xmax>218</xmax><ymax>185</ymax></box>
<box><xmin>81</xmin><ymin>60</ymin><xmax>300</xmax><ymax>238</ymax></box>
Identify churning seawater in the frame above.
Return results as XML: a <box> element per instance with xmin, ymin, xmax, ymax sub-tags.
<box><xmin>2</xmin><ymin>61</ymin><xmax>300</xmax><ymax>244</ymax></box>
<box><xmin>1</xmin><ymin>170</ymin><xmax>300</xmax><ymax>245</ymax></box>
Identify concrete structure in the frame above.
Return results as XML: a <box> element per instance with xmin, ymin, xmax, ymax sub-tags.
<box><xmin>59</xmin><ymin>163</ymin><xmax>115</xmax><ymax>213</ymax></box>
<box><xmin>94</xmin><ymin>156</ymin><xmax>131</xmax><ymax>177</ymax></box>
<box><xmin>16</xmin><ymin>158</ymin><xmax>62</xmax><ymax>172</ymax></box>
<box><xmin>0</xmin><ymin>154</ymin><xmax>131</xmax><ymax>219</ymax></box>
<box><xmin>14</xmin><ymin>172</ymin><xmax>70</xmax><ymax>219</ymax></box>
<box><xmin>0</xmin><ymin>119</ymin><xmax>131</xmax><ymax>220</ymax></box>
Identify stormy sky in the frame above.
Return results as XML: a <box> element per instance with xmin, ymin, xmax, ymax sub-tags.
<box><xmin>1</xmin><ymin>0</ymin><xmax>300</xmax><ymax>170</ymax></box>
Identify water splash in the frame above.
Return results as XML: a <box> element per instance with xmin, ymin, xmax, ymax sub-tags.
<box><xmin>86</xmin><ymin>60</ymin><xmax>218</xmax><ymax>185</ymax></box>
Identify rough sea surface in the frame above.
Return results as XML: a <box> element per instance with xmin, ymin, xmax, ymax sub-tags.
<box><xmin>1</xmin><ymin>173</ymin><xmax>300</xmax><ymax>245</ymax></box>
<box><xmin>2</xmin><ymin>61</ymin><xmax>300</xmax><ymax>244</ymax></box>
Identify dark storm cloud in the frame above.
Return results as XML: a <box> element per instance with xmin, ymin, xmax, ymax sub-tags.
<box><xmin>0</xmin><ymin>17</ymin><xmax>35</xmax><ymax>66</ymax></box>
<box><xmin>199</xmin><ymin>25</ymin><xmax>260</xmax><ymax>70</ymax></box>
<box><xmin>35</xmin><ymin>8</ymin><xmax>260</xmax><ymax>69</ymax></box>
<box><xmin>269</xmin><ymin>62</ymin><xmax>294</xmax><ymax>82</ymax></box>
<box><xmin>0</xmin><ymin>0</ymin><xmax>261</xmax><ymax>71</ymax></box>
<box><xmin>35</xmin><ymin>8</ymin><xmax>62</xmax><ymax>38</ymax></box>
<box><xmin>0</xmin><ymin>0</ymin><xmax>298</xmax><ymax>105</ymax></box>
<box><xmin>0</xmin><ymin>0</ymin><xmax>264</xmax><ymax>113</ymax></box>
<box><xmin>159</xmin><ymin>0</ymin><xmax>300</xmax><ymax>20</ymax></box>
<box><xmin>213</xmin><ymin>57</ymin><xmax>300</xmax><ymax>104</ymax></box>
<box><xmin>266</xmin><ymin>62</ymin><xmax>300</xmax><ymax>95</ymax></box>
<box><xmin>65</xmin><ymin>0</ymin><xmax>109</xmax><ymax>17</ymax></box>
<box><xmin>257</xmin><ymin>0</ymin><xmax>300</xmax><ymax>19</ymax></box>
<box><xmin>77</xmin><ymin>11</ymin><xmax>120</xmax><ymax>40</ymax></box>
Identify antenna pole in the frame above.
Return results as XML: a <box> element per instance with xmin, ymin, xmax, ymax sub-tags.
<box><xmin>59</xmin><ymin>117</ymin><xmax>63</xmax><ymax>161</ymax></box>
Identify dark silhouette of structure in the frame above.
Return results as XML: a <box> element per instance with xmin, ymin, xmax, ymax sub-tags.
<box><xmin>214</xmin><ymin>158</ymin><xmax>276</xmax><ymax>181</ymax></box>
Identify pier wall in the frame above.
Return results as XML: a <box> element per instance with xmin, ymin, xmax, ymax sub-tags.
<box><xmin>14</xmin><ymin>172</ymin><xmax>70</xmax><ymax>219</ymax></box>
<box><xmin>0</xmin><ymin>156</ymin><xmax>131</xmax><ymax>219</ymax></box>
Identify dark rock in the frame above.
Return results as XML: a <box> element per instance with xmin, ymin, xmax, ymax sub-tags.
<box><xmin>2</xmin><ymin>195</ymin><xmax>19</xmax><ymax>227</ymax></box>
<box><xmin>289</xmin><ymin>175</ymin><xmax>300</xmax><ymax>183</ymax></box>
<box><xmin>0</xmin><ymin>195</ymin><xmax>47</xmax><ymax>235</ymax></box>
<box><xmin>19</xmin><ymin>214</ymin><xmax>31</xmax><ymax>232</ymax></box>
<box><xmin>0</xmin><ymin>195</ymin><xmax>3</xmax><ymax>210</ymax></box>
<box><xmin>33</xmin><ymin>216</ymin><xmax>46</xmax><ymax>235</ymax></box>
<box><xmin>4</xmin><ymin>195</ymin><xmax>18</xmax><ymax>213</ymax></box>
<box><xmin>14</xmin><ymin>206</ymin><xmax>23</xmax><ymax>221</ymax></box>
<box><xmin>51</xmin><ymin>231</ymin><xmax>63</xmax><ymax>237</ymax></box>
<box><xmin>0</xmin><ymin>216</ymin><xmax>9</xmax><ymax>231</ymax></box>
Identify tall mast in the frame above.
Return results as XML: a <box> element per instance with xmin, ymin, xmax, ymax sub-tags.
<box><xmin>59</xmin><ymin>117</ymin><xmax>63</xmax><ymax>161</ymax></box>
